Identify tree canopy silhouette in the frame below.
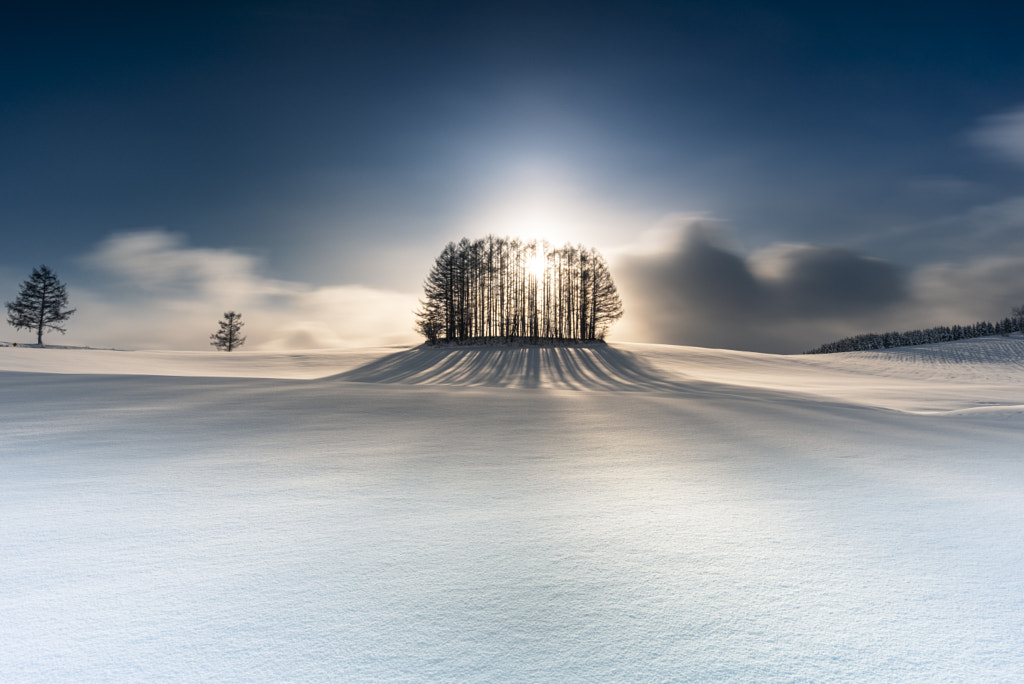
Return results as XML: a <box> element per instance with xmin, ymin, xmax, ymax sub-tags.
<box><xmin>416</xmin><ymin>236</ymin><xmax>623</xmax><ymax>344</ymax></box>
<box><xmin>210</xmin><ymin>311</ymin><xmax>246</xmax><ymax>351</ymax></box>
<box><xmin>805</xmin><ymin>311</ymin><xmax>1023</xmax><ymax>354</ymax></box>
<box><xmin>5</xmin><ymin>265</ymin><xmax>76</xmax><ymax>346</ymax></box>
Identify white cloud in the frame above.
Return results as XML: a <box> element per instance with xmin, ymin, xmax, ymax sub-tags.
<box><xmin>69</xmin><ymin>230</ymin><xmax>420</xmax><ymax>350</ymax></box>
<box><xmin>971</xmin><ymin>105</ymin><xmax>1024</xmax><ymax>166</ymax></box>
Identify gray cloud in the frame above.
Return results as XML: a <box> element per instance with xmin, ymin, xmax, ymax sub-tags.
<box><xmin>868</xmin><ymin>194</ymin><xmax>1024</xmax><ymax>266</ymax></box>
<box><xmin>910</xmin><ymin>256</ymin><xmax>1024</xmax><ymax>325</ymax></box>
<box><xmin>613</xmin><ymin>220</ymin><xmax>912</xmax><ymax>353</ymax></box>
<box><xmin>751</xmin><ymin>243</ymin><xmax>906</xmax><ymax>317</ymax></box>
<box><xmin>614</xmin><ymin>219</ymin><xmax>1024</xmax><ymax>353</ymax></box>
<box><xmin>646</xmin><ymin>223</ymin><xmax>762</xmax><ymax>315</ymax></box>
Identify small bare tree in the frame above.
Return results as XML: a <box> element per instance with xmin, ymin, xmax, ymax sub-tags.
<box><xmin>210</xmin><ymin>311</ymin><xmax>246</xmax><ymax>351</ymax></box>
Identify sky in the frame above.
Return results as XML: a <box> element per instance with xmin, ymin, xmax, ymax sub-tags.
<box><xmin>3</xmin><ymin>0</ymin><xmax>1024</xmax><ymax>352</ymax></box>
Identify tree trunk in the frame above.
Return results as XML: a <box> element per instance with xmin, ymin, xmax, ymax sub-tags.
<box><xmin>37</xmin><ymin>295</ymin><xmax>44</xmax><ymax>346</ymax></box>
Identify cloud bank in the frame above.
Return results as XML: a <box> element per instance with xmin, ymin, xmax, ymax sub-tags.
<box><xmin>71</xmin><ymin>230</ymin><xmax>420</xmax><ymax>350</ymax></box>
<box><xmin>8</xmin><ymin>224</ymin><xmax>1022</xmax><ymax>355</ymax></box>
<box><xmin>613</xmin><ymin>219</ymin><xmax>1024</xmax><ymax>353</ymax></box>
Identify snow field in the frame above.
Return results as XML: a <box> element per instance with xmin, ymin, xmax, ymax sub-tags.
<box><xmin>2</xmin><ymin>338</ymin><xmax>1023</xmax><ymax>681</ymax></box>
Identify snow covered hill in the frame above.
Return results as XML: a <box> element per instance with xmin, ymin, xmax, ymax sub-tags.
<box><xmin>2</xmin><ymin>337</ymin><xmax>1023</xmax><ymax>682</ymax></box>
<box><xmin>3</xmin><ymin>335</ymin><xmax>1022</xmax><ymax>411</ymax></box>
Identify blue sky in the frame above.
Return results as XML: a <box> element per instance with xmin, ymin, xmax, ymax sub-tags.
<box><xmin>4</xmin><ymin>1</ymin><xmax>1024</xmax><ymax>351</ymax></box>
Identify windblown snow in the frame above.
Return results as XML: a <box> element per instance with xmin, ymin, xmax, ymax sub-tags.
<box><xmin>2</xmin><ymin>336</ymin><xmax>1023</xmax><ymax>682</ymax></box>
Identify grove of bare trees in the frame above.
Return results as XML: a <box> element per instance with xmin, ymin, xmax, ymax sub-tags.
<box><xmin>416</xmin><ymin>236</ymin><xmax>623</xmax><ymax>344</ymax></box>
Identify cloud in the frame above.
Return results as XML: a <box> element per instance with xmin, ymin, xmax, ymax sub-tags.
<box><xmin>971</xmin><ymin>105</ymin><xmax>1024</xmax><ymax>166</ymax></box>
<box><xmin>956</xmin><ymin>196</ymin><xmax>1024</xmax><ymax>244</ymax></box>
<box><xmin>872</xmin><ymin>195</ymin><xmax>1024</xmax><ymax>264</ymax></box>
<box><xmin>750</xmin><ymin>242</ymin><xmax>906</xmax><ymax>317</ymax></box>
<box><xmin>612</xmin><ymin>219</ymin><xmax>914</xmax><ymax>353</ymax></box>
<box><xmin>909</xmin><ymin>256</ymin><xmax>1024</xmax><ymax>325</ymax></box>
<box><xmin>69</xmin><ymin>230</ymin><xmax>420</xmax><ymax>350</ymax></box>
<box><xmin>612</xmin><ymin>218</ymin><xmax>1024</xmax><ymax>353</ymax></box>
<box><xmin>15</xmin><ymin>226</ymin><xmax>1022</xmax><ymax>355</ymax></box>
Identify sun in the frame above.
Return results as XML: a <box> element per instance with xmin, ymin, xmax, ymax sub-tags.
<box><xmin>527</xmin><ymin>253</ymin><xmax>547</xmax><ymax>279</ymax></box>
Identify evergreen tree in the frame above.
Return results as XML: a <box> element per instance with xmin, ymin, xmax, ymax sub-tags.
<box><xmin>806</xmin><ymin>310</ymin><xmax>1024</xmax><ymax>354</ymax></box>
<box><xmin>5</xmin><ymin>265</ymin><xmax>76</xmax><ymax>346</ymax></box>
<box><xmin>210</xmin><ymin>311</ymin><xmax>246</xmax><ymax>351</ymax></box>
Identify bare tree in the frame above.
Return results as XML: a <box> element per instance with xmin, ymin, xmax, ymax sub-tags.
<box><xmin>415</xmin><ymin>236</ymin><xmax>623</xmax><ymax>343</ymax></box>
<box><xmin>414</xmin><ymin>298</ymin><xmax>443</xmax><ymax>343</ymax></box>
<box><xmin>210</xmin><ymin>311</ymin><xmax>246</xmax><ymax>351</ymax></box>
<box><xmin>5</xmin><ymin>265</ymin><xmax>76</xmax><ymax>346</ymax></box>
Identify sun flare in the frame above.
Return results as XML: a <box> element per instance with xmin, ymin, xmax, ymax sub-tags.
<box><xmin>527</xmin><ymin>253</ymin><xmax>547</xmax><ymax>278</ymax></box>
<box><xmin>464</xmin><ymin>187</ymin><xmax>584</xmax><ymax>247</ymax></box>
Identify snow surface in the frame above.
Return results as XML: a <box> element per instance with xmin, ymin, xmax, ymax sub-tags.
<box><xmin>2</xmin><ymin>337</ymin><xmax>1023</xmax><ymax>682</ymax></box>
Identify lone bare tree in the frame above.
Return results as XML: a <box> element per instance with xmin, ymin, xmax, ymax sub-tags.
<box><xmin>210</xmin><ymin>311</ymin><xmax>246</xmax><ymax>351</ymax></box>
<box><xmin>5</xmin><ymin>265</ymin><xmax>76</xmax><ymax>346</ymax></box>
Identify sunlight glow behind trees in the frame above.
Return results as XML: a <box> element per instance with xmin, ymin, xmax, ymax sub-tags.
<box><xmin>416</xmin><ymin>236</ymin><xmax>623</xmax><ymax>344</ymax></box>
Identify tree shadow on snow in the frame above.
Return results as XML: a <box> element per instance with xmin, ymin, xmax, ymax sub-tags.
<box><xmin>331</xmin><ymin>344</ymin><xmax>690</xmax><ymax>391</ymax></box>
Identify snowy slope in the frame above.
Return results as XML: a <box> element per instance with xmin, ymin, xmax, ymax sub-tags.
<box><xmin>2</xmin><ymin>338</ymin><xmax>1023</xmax><ymax>682</ymax></box>
<box><xmin>0</xmin><ymin>345</ymin><xmax>402</xmax><ymax>379</ymax></box>
<box><xmin>630</xmin><ymin>335</ymin><xmax>1024</xmax><ymax>414</ymax></box>
<box><xmin>4</xmin><ymin>335</ymin><xmax>1021</xmax><ymax>410</ymax></box>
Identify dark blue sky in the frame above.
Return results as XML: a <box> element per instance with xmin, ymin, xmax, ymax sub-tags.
<box><xmin>4</xmin><ymin>1</ymin><xmax>1024</xmax><ymax>350</ymax></box>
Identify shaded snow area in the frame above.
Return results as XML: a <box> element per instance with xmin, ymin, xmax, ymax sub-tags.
<box><xmin>2</xmin><ymin>338</ymin><xmax>1023</xmax><ymax>682</ymax></box>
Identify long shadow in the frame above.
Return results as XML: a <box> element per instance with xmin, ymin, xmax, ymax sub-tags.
<box><xmin>327</xmin><ymin>345</ymin><xmax>909</xmax><ymax>421</ymax></box>
<box><xmin>332</xmin><ymin>344</ymin><xmax>690</xmax><ymax>392</ymax></box>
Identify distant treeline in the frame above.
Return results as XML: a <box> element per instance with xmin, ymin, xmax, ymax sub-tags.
<box><xmin>805</xmin><ymin>316</ymin><xmax>1023</xmax><ymax>354</ymax></box>
<box><xmin>416</xmin><ymin>235</ymin><xmax>623</xmax><ymax>344</ymax></box>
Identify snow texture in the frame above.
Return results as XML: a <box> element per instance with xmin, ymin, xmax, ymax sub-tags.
<box><xmin>2</xmin><ymin>336</ymin><xmax>1023</xmax><ymax>682</ymax></box>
